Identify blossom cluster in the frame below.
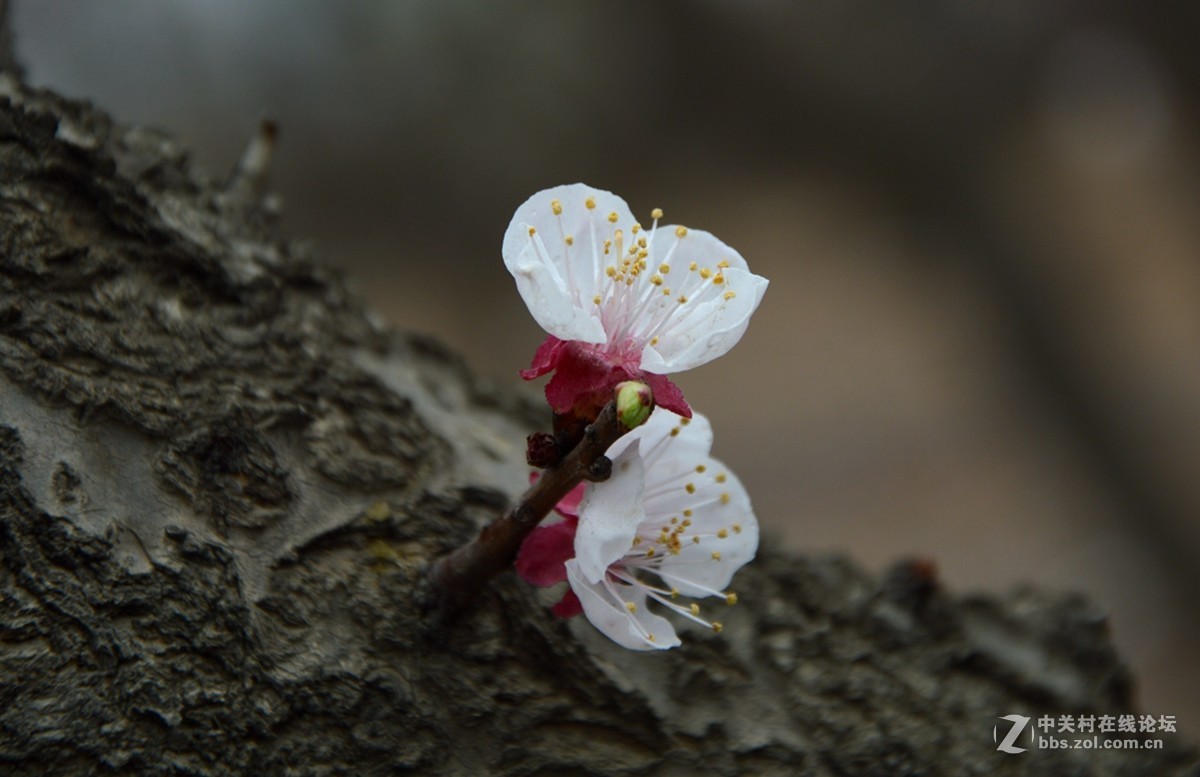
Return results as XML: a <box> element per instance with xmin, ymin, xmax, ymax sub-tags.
<box><xmin>503</xmin><ymin>184</ymin><xmax>767</xmax><ymax>650</ymax></box>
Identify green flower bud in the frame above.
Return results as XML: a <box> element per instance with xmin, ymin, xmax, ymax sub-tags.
<box><xmin>615</xmin><ymin>381</ymin><xmax>654</xmax><ymax>430</ymax></box>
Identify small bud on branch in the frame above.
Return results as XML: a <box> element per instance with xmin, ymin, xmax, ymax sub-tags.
<box><xmin>615</xmin><ymin>380</ymin><xmax>654</xmax><ymax>431</ymax></box>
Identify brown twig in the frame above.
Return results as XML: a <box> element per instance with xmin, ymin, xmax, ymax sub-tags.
<box><xmin>428</xmin><ymin>399</ymin><xmax>628</xmax><ymax>625</ymax></box>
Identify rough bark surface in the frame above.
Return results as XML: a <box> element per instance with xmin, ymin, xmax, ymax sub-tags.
<box><xmin>0</xmin><ymin>76</ymin><xmax>1196</xmax><ymax>777</ymax></box>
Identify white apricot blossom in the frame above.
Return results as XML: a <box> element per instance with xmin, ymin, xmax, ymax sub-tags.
<box><xmin>566</xmin><ymin>410</ymin><xmax>759</xmax><ymax>650</ymax></box>
<box><xmin>503</xmin><ymin>183</ymin><xmax>769</xmax><ymax>379</ymax></box>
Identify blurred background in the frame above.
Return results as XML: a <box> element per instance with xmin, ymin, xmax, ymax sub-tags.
<box><xmin>14</xmin><ymin>1</ymin><xmax>1199</xmax><ymax>735</ymax></box>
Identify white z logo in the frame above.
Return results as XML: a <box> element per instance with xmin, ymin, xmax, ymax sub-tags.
<box><xmin>994</xmin><ymin>715</ymin><xmax>1032</xmax><ymax>754</ymax></box>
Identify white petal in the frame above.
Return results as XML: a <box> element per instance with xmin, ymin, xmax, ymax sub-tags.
<box><xmin>657</xmin><ymin>224</ymin><xmax>751</xmax><ymax>272</ymax></box>
<box><xmin>646</xmin><ymin>269</ymin><xmax>768</xmax><ymax>372</ymax></box>
<box><xmin>637</xmin><ymin>228</ymin><xmax>768</xmax><ymax>372</ymax></box>
<box><xmin>630</xmin><ymin>412</ymin><xmax>721</xmax><ymax>519</ymax></box>
<box><xmin>566</xmin><ymin>559</ymin><xmax>680</xmax><ymax>651</ymax></box>
<box><xmin>655</xmin><ymin>465</ymin><xmax>759</xmax><ymax>597</ymax></box>
<box><xmin>604</xmin><ymin>409</ymin><xmax>713</xmax><ymax>479</ymax></box>
<box><xmin>537</xmin><ymin>184</ymin><xmax>635</xmax><ymax>302</ymax></box>
<box><xmin>503</xmin><ymin>233</ymin><xmax>605</xmax><ymax>344</ymax></box>
<box><xmin>502</xmin><ymin>184</ymin><xmax>638</xmax><ymax>344</ymax></box>
<box><xmin>643</xmin><ymin>410</ymin><xmax>714</xmax><ymax>473</ymax></box>
<box><xmin>574</xmin><ymin>441</ymin><xmax>646</xmax><ymax>584</ymax></box>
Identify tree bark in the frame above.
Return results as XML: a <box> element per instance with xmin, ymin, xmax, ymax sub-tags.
<box><xmin>0</xmin><ymin>67</ymin><xmax>1195</xmax><ymax>777</ymax></box>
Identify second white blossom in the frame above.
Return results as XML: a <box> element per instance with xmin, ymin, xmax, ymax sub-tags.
<box><xmin>517</xmin><ymin>409</ymin><xmax>759</xmax><ymax>650</ymax></box>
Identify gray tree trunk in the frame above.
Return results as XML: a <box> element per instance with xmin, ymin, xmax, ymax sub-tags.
<box><xmin>0</xmin><ymin>63</ymin><xmax>1195</xmax><ymax>777</ymax></box>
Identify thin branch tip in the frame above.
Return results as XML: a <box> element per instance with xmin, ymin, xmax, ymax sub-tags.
<box><xmin>428</xmin><ymin>398</ymin><xmax>629</xmax><ymax>624</ymax></box>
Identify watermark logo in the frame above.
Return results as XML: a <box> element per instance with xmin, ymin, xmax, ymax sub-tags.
<box><xmin>993</xmin><ymin>713</ymin><xmax>1176</xmax><ymax>755</ymax></box>
<box><xmin>994</xmin><ymin>715</ymin><xmax>1033</xmax><ymax>754</ymax></box>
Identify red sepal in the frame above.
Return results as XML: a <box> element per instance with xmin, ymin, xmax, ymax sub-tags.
<box><xmin>522</xmin><ymin>335</ymin><xmax>692</xmax><ymax>420</ymax></box>
<box><xmin>643</xmin><ymin>372</ymin><xmax>691</xmax><ymax>418</ymax></box>
<box><xmin>514</xmin><ymin>517</ymin><xmax>578</xmax><ymax>587</ymax></box>
<box><xmin>519</xmin><ymin>335</ymin><xmax>567</xmax><ymax>381</ymax></box>
<box><xmin>550</xmin><ymin>589</ymin><xmax>583</xmax><ymax>618</ymax></box>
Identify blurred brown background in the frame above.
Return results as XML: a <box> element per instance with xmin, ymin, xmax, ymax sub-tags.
<box><xmin>15</xmin><ymin>2</ymin><xmax>1198</xmax><ymax>736</ymax></box>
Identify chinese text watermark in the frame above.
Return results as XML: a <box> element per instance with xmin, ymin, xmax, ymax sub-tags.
<box><xmin>994</xmin><ymin>713</ymin><xmax>1177</xmax><ymax>755</ymax></box>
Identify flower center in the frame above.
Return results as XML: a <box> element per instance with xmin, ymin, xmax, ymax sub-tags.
<box><xmin>540</xmin><ymin>197</ymin><xmax>740</xmax><ymax>359</ymax></box>
<box><xmin>596</xmin><ymin>431</ymin><xmax>743</xmax><ymax>639</ymax></box>
<box><xmin>590</xmin><ymin>220</ymin><xmax>735</xmax><ymax>356</ymax></box>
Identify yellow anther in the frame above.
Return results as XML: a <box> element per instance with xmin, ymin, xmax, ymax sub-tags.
<box><xmin>677</xmin><ymin>295</ymin><xmax>688</xmax><ymax>304</ymax></box>
<box><xmin>528</xmin><ymin>226</ymin><xmax>536</xmax><ymax>236</ymax></box>
<box><xmin>670</xmin><ymin>516</ymin><xmax>678</xmax><ymax>524</ymax></box>
<box><xmin>632</xmin><ymin>535</ymin><xmax>642</xmax><ymax>545</ymax></box>
<box><xmin>683</xmin><ymin>509</ymin><xmax>693</xmax><ymax>517</ymax></box>
<box><xmin>680</xmin><ymin>418</ymin><xmax>691</xmax><ymax>426</ymax></box>
<box><xmin>723</xmin><ymin>291</ymin><xmax>736</xmax><ymax>301</ymax></box>
<box><xmin>690</xmin><ymin>603</ymin><xmax>700</xmax><ymax>616</ymax></box>
<box><xmin>670</xmin><ymin>588</ymin><xmax>680</xmax><ymax>599</ymax></box>
<box><xmin>646</xmin><ymin>547</ymin><xmax>656</xmax><ymax>558</ymax></box>
<box><xmin>689</xmin><ymin>261</ymin><xmax>698</xmax><ymax>271</ymax></box>
<box><xmin>659</xmin><ymin>263</ymin><xmax>671</xmax><ymax>274</ymax></box>
<box><xmin>651</xmin><ymin>207</ymin><xmax>663</xmax><ymax>220</ymax></box>
<box><xmin>637</xmin><ymin>249</ymin><xmax>649</xmax><ymax>260</ymax></box>
<box><xmin>712</xmin><ymin>273</ymin><xmax>725</xmax><ymax>285</ymax></box>
<box><xmin>685</xmin><ymin>483</ymin><xmax>696</xmax><ymax>494</ymax></box>
<box><xmin>585</xmin><ymin>196</ymin><xmax>596</xmax><ymax>210</ymax></box>
<box><xmin>631</xmin><ymin>223</ymin><xmax>641</xmax><ymax>234</ymax></box>
<box><xmin>711</xmin><ymin>550</ymin><xmax>722</xmax><ymax>561</ymax></box>
<box><xmin>675</xmin><ymin>226</ymin><xmax>688</xmax><ymax>238</ymax></box>
<box><xmin>663</xmin><ymin>289</ymin><xmax>672</xmax><ymax>296</ymax></box>
<box><xmin>670</xmin><ymin>427</ymin><xmax>680</xmax><ymax>437</ymax></box>
<box><xmin>593</xmin><ymin>295</ymin><xmax>602</xmax><ymax>305</ymax></box>
<box><xmin>717</xmin><ymin>529</ymin><xmax>728</xmax><ymax>539</ymax></box>
<box><xmin>648</xmin><ymin>633</ymin><xmax>655</xmax><ymax>642</ymax></box>
<box><xmin>606</xmin><ymin>266</ymin><xmax>617</xmax><ymax>278</ymax></box>
<box><xmin>712</xmin><ymin>622</ymin><xmax>723</xmax><ymax>633</ymax></box>
<box><xmin>607</xmin><ymin>211</ymin><xmax>619</xmax><ymax>223</ymax></box>
<box><xmin>650</xmin><ymin>274</ymin><xmax>663</xmax><ymax>286</ymax></box>
<box><xmin>720</xmin><ymin>493</ymin><xmax>731</xmax><ymax>505</ymax></box>
<box><xmin>699</xmin><ymin>268</ymin><xmax>713</xmax><ymax>280</ymax></box>
<box><xmin>637</xmin><ymin>236</ymin><xmax>647</xmax><ymax>248</ymax></box>
<box><xmin>726</xmin><ymin>592</ymin><xmax>738</xmax><ymax>606</ymax></box>
<box><xmin>551</xmin><ymin>198</ymin><xmax>563</xmax><ymax>215</ymax></box>
<box><xmin>625</xmin><ymin>601</ymin><xmax>637</xmax><ymax>613</ymax></box>
<box><xmin>650</xmin><ymin>336</ymin><xmax>659</xmax><ymax>346</ymax></box>
<box><xmin>718</xmin><ymin>259</ymin><xmax>730</xmax><ymax>269</ymax></box>
<box><xmin>695</xmin><ymin>464</ymin><xmax>707</xmax><ymax>473</ymax></box>
<box><xmin>715</xmin><ymin>473</ymin><xmax>726</xmax><ymax>483</ymax></box>
<box><xmin>565</xmin><ymin>235</ymin><xmax>574</xmax><ymax>246</ymax></box>
<box><xmin>732</xmin><ymin>523</ymin><xmax>743</xmax><ymax>534</ymax></box>
<box><xmin>693</xmin><ymin>536</ymin><xmax>700</xmax><ymax>544</ymax></box>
